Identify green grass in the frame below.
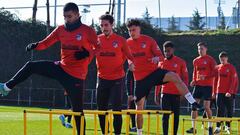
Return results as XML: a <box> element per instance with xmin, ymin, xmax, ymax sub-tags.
<box><xmin>0</xmin><ymin>106</ymin><xmax>239</xmax><ymax>135</ymax></box>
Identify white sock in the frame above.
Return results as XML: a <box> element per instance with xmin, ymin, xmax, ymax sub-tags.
<box><xmin>3</xmin><ymin>84</ymin><xmax>11</xmax><ymax>91</ymax></box>
<box><xmin>192</xmin><ymin>121</ymin><xmax>195</xmax><ymax>128</ymax></box>
<box><xmin>137</xmin><ymin>128</ymin><xmax>142</xmax><ymax>135</ymax></box>
<box><xmin>184</xmin><ymin>92</ymin><xmax>196</xmax><ymax>104</ymax></box>
<box><xmin>208</xmin><ymin>122</ymin><xmax>212</xmax><ymax>128</ymax></box>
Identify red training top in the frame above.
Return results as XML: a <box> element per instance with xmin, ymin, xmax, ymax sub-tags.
<box><xmin>127</xmin><ymin>35</ymin><xmax>164</xmax><ymax>81</ymax></box>
<box><xmin>96</xmin><ymin>33</ymin><xmax>134</xmax><ymax>80</ymax></box>
<box><xmin>213</xmin><ymin>63</ymin><xmax>237</xmax><ymax>94</ymax></box>
<box><xmin>155</xmin><ymin>56</ymin><xmax>188</xmax><ymax>95</ymax></box>
<box><xmin>192</xmin><ymin>55</ymin><xmax>216</xmax><ymax>86</ymax></box>
<box><xmin>35</xmin><ymin>24</ymin><xmax>98</xmax><ymax>80</ymax></box>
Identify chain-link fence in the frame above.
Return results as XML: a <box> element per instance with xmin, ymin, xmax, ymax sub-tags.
<box><xmin>1</xmin><ymin>87</ymin><xmax>240</xmax><ymax>116</ymax></box>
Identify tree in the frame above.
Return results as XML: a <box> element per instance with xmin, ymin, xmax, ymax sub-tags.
<box><xmin>218</xmin><ymin>11</ymin><xmax>226</xmax><ymax>30</ymax></box>
<box><xmin>167</xmin><ymin>16</ymin><xmax>178</xmax><ymax>32</ymax></box>
<box><xmin>32</xmin><ymin>0</ymin><xmax>38</xmax><ymax>23</ymax></box>
<box><xmin>142</xmin><ymin>7</ymin><xmax>152</xmax><ymax>24</ymax></box>
<box><xmin>187</xmin><ymin>9</ymin><xmax>205</xmax><ymax>30</ymax></box>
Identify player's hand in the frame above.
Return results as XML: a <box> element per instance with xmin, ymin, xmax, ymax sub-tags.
<box><xmin>149</xmin><ymin>56</ymin><xmax>160</xmax><ymax>64</ymax></box>
<box><xmin>225</xmin><ymin>92</ymin><xmax>231</xmax><ymax>97</ymax></box>
<box><xmin>211</xmin><ymin>93</ymin><xmax>216</xmax><ymax>99</ymax></box>
<box><xmin>26</xmin><ymin>42</ymin><xmax>38</xmax><ymax>51</ymax></box>
<box><xmin>198</xmin><ymin>75</ymin><xmax>206</xmax><ymax>80</ymax></box>
<box><xmin>154</xmin><ymin>94</ymin><xmax>161</xmax><ymax>106</ymax></box>
<box><xmin>93</xmin><ymin>40</ymin><xmax>101</xmax><ymax>55</ymax></box>
<box><xmin>74</xmin><ymin>47</ymin><xmax>89</xmax><ymax>60</ymax></box>
<box><xmin>190</xmin><ymin>80</ymin><xmax>196</xmax><ymax>87</ymax></box>
<box><xmin>129</xmin><ymin>63</ymin><xmax>135</xmax><ymax>71</ymax></box>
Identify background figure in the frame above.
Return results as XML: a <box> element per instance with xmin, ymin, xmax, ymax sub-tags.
<box><xmin>126</xmin><ymin>19</ymin><xmax>201</xmax><ymax>135</ymax></box>
<box><xmin>213</xmin><ymin>51</ymin><xmax>238</xmax><ymax>134</ymax></box>
<box><xmin>155</xmin><ymin>41</ymin><xmax>189</xmax><ymax>135</ymax></box>
<box><xmin>186</xmin><ymin>42</ymin><xmax>216</xmax><ymax>135</ymax></box>
<box><xmin>95</xmin><ymin>13</ymin><xmax>135</xmax><ymax>135</ymax></box>
<box><xmin>0</xmin><ymin>3</ymin><xmax>98</xmax><ymax>135</ymax></box>
<box><xmin>125</xmin><ymin>69</ymin><xmax>137</xmax><ymax>132</ymax></box>
<box><xmin>59</xmin><ymin>90</ymin><xmax>73</xmax><ymax>128</ymax></box>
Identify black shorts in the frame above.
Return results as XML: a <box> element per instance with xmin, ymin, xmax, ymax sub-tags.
<box><xmin>135</xmin><ymin>68</ymin><xmax>169</xmax><ymax>102</ymax></box>
<box><xmin>192</xmin><ymin>85</ymin><xmax>212</xmax><ymax>100</ymax></box>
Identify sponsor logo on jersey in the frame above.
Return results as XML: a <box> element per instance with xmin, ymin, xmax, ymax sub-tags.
<box><xmin>132</xmin><ymin>52</ymin><xmax>146</xmax><ymax>57</ymax></box>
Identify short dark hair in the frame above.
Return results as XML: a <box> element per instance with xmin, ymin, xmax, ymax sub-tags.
<box><xmin>197</xmin><ymin>42</ymin><xmax>207</xmax><ymax>47</ymax></box>
<box><xmin>99</xmin><ymin>12</ymin><xmax>114</xmax><ymax>24</ymax></box>
<box><xmin>219</xmin><ymin>51</ymin><xmax>228</xmax><ymax>57</ymax></box>
<box><xmin>163</xmin><ymin>41</ymin><xmax>174</xmax><ymax>48</ymax></box>
<box><xmin>126</xmin><ymin>19</ymin><xmax>141</xmax><ymax>28</ymax></box>
<box><xmin>63</xmin><ymin>2</ymin><xmax>79</xmax><ymax>12</ymax></box>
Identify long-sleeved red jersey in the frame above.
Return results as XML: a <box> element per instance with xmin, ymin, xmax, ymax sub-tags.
<box><xmin>35</xmin><ymin>24</ymin><xmax>98</xmax><ymax>80</ymax></box>
<box><xmin>213</xmin><ymin>63</ymin><xmax>238</xmax><ymax>94</ymax></box>
<box><xmin>96</xmin><ymin>33</ymin><xmax>134</xmax><ymax>80</ymax></box>
<box><xmin>155</xmin><ymin>56</ymin><xmax>188</xmax><ymax>95</ymax></box>
<box><xmin>127</xmin><ymin>35</ymin><xmax>164</xmax><ymax>81</ymax></box>
<box><xmin>192</xmin><ymin>55</ymin><xmax>216</xmax><ymax>86</ymax></box>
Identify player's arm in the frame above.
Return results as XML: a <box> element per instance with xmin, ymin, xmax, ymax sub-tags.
<box><xmin>86</xmin><ymin>27</ymin><xmax>99</xmax><ymax>61</ymax></box>
<box><xmin>181</xmin><ymin>60</ymin><xmax>189</xmax><ymax>86</ymax></box>
<box><xmin>34</xmin><ymin>27</ymin><xmax>60</xmax><ymax>50</ymax></box>
<box><xmin>126</xmin><ymin>70</ymin><xmax>134</xmax><ymax>96</ymax></box>
<box><xmin>205</xmin><ymin>58</ymin><xmax>217</xmax><ymax>79</ymax></box>
<box><xmin>122</xmin><ymin>41</ymin><xmax>135</xmax><ymax>63</ymax></box>
<box><xmin>26</xmin><ymin>27</ymin><xmax>60</xmax><ymax>51</ymax></box>
<box><xmin>228</xmin><ymin>66</ymin><xmax>237</xmax><ymax>94</ymax></box>
<box><xmin>150</xmin><ymin>39</ymin><xmax>164</xmax><ymax>64</ymax></box>
<box><xmin>234</xmin><ymin>75</ymin><xmax>239</xmax><ymax>95</ymax></box>
<box><xmin>154</xmin><ymin>62</ymin><xmax>163</xmax><ymax>105</ymax></box>
<box><xmin>126</xmin><ymin>70</ymin><xmax>135</xmax><ymax>106</ymax></box>
<box><xmin>190</xmin><ymin>61</ymin><xmax>197</xmax><ymax>87</ymax></box>
<box><xmin>212</xmin><ymin>66</ymin><xmax>219</xmax><ymax>98</ymax></box>
<box><xmin>87</xmin><ymin>27</ymin><xmax>98</xmax><ymax>49</ymax></box>
<box><xmin>122</xmin><ymin>40</ymin><xmax>135</xmax><ymax>71</ymax></box>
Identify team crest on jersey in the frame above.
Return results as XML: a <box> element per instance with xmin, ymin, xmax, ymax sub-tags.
<box><xmin>76</xmin><ymin>34</ymin><xmax>82</xmax><ymax>41</ymax></box>
<box><xmin>112</xmin><ymin>41</ymin><xmax>118</xmax><ymax>48</ymax></box>
<box><xmin>141</xmin><ymin>42</ymin><xmax>146</xmax><ymax>48</ymax></box>
<box><xmin>173</xmin><ymin>63</ymin><xmax>178</xmax><ymax>68</ymax></box>
<box><xmin>203</xmin><ymin>61</ymin><xmax>207</xmax><ymax>64</ymax></box>
<box><xmin>226</xmin><ymin>69</ymin><xmax>229</xmax><ymax>72</ymax></box>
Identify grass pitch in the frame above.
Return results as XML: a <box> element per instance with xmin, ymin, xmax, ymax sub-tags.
<box><xmin>0</xmin><ymin>106</ymin><xmax>238</xmax><ymax>135</ymax></box>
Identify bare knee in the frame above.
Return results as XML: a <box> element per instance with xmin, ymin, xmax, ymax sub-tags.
<box><xmin>163</xmin><ymin>72</ymin><xmax>181</xmax><ymax>83</ymax></box>
<box><xmin>204</xmin><ymin>106</ymin><xmax>212</xmax><ymax>112</ymax></box>
<box><xmin>136</xmin><ymin>98</ymin><xmax>145</xmax><ymax>110</ymax></box>
<box><xmin>136</xmin><ymin>102</ymin><xmax>144</xmax><ymax>110</ymax></box>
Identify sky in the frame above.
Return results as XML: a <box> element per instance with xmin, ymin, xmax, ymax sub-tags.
<box><xmin>0</xmin><ymin>0</ymin><xmax>238</xmax><ymax>26</ymax></box>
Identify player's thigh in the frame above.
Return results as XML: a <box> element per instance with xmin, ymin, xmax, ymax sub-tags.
<box><xmin>134</xmin><ymin>79</ymin><xmax>152</xmax><ymax>103</ymax></box>
<box><xmin>64</xmin><ymin>79</ymin><xmax>85</xmax><ymax>112</ymax></box>
<box><xmin>192</xmin><ymin>85</ymin><xmax>203</xmax><ymax>100</ymax></box>
<box><xmin>202</xmin><ymin>86</ymin><xmax>212</xmax><ymax>101</ymax></box>
<box><xmin>111</xmin><ymin>78</ymin><xmax>124</xmax><ymax>110</ymax></box>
